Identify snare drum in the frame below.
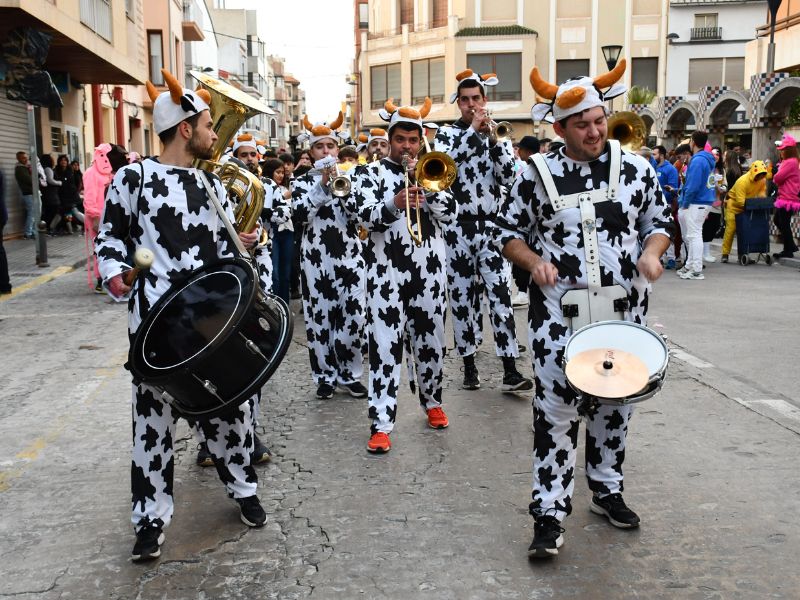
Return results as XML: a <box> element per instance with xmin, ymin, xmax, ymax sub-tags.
<box><xmin>128</xmin><ymin>257</ymin><xmax>293</xmax><ymax>419</ymax></box>
<box><xmin>563</xmin><ymin>320</ymin><xmax>668</xmax><ymax>405</ymax></box>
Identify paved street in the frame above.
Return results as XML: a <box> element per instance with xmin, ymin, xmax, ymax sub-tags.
<box><xmin>1</xmin><ymin>235</ymin><xmax>799</xmax><ymax>599</ymax></box>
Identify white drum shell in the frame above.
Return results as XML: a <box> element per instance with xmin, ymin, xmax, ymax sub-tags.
<box><xmin>563</xmin><ymin>320</ymin><xmax>669</xmax><ymax>405</ymax></box>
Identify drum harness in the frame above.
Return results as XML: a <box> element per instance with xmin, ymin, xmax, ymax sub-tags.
<box><xmin>529</xmin><ymin>139</ymin><xmax>629</xmax><ymax>332</ymax></box>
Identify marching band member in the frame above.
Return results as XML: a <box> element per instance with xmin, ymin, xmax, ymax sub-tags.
<box><xmin>365</xmin><ymin>128</ymin><xmax>390</xmax><ymax>161</ymax></box>
<box><xmin>292</xmin><ymin>111</ymin><xmax>367</xmax><ymax>400</ymax></box>
<box><xmin>346</xmin><ymin>97</ymin><xmax>455</xmax><ymax>454</ymax></box>
<box><xmin>95</xmin><ymin>69</ymin><xmax>266</xmax><ymax>562</ymax></box>
<box><xmin>434</xmin><ymin>71</ymin><xmax>532</xmax><ymax>393</ymax></box>
<box><xmin>494</xmin><ymin>61</ymin><xmax>673</xmax><ymax>557</ymax></box>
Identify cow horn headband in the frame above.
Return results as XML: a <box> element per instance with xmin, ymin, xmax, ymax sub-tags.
<box><xmin>147</xmin><ymin>68</ymin><xmax>211</xmax><ymax>134</ymax></box>
<box><xmin>529</xmin><ymin>59</ymin><xmax>627</xmax><ymax>124</ymax></box>
<box><xmin>298</xmin><ymin>110</ymin><xmax>349</xmax><ymax>145</ymax></box>
<box><xmin>449</xmin><ymin>69</ymin><xmax>500</xmax><ymax>104</ymax></box>
<box><xmin>379</xmin><ymin>97</ymin><xmax>438</xmax><ymax>133</ymax></box>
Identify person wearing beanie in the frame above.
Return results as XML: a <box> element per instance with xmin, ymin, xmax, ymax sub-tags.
<box><xmin>94</xmin><ymin>69</ymin><xmax>267</xmax><ymax>562</ymax></box>
<box><xmin>292</xmin><ymin>110</ymin><xmax>367</xmax><ymax>401</ymax></box>
<box><xmin>346</xmin><ymin>97</ymin><xmax>455</xmax><ymax>454</ymax></box>
<box><xmin>433</xmin><ymin>70</ymin><xmax>532</xmax><ymax>393</ymax></box>
<box><xmin>771</xmin><ymin>134</ymin><xmax>800</xmax><ymax>259</ymax></box>
<box><xmin>495</xmin><ymin>60</ymin><xmax>673</xmax><ymax>557</ymax></box>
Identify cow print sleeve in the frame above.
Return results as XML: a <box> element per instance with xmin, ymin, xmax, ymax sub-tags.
<box><xmin>291</xmin><ymin>173</ymin><xmax>330</xmax><ymax>226</ymax></box>
<box><xmin>95</xmin><ymin>166</ymin><xmax>135</xmax><ymax>292</ymax></box>
<box><xmin>489</xmin><ymin>139</ymin><xmax>516</xmax><ymax>189</ymax></box>
<box><xmin>348</xmin><ymin>163</ymin><xmax>400</xmax><ymax>231</ymax></box>
<box><xmin>265</xmin><ymin>180</ymin><xmax>291</xmax><ymax>226</ymax></box>
<box><xmin>634</xmin><ymin>159</ymin><xmax>676</xmax><ymax>243</ymax></box>
<box><xmin>493</xmin><ymin>164</ymin><xmax>537</xmax><ymax>252</ymax></box>
<box><xmin>425</xmin><ymin>188</ymin><xmax>456</xmax><ymax>225</ymax></box>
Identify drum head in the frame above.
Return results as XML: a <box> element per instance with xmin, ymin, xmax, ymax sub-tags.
<box><xmin>565</xmin><ymin>320</ymin><xmax>667</xmax><ymax>377</ymax></box>
<box><xmin>133</xmin><ymin>259</ymin><xmax>256</xmax><ymax>376</ymax></box>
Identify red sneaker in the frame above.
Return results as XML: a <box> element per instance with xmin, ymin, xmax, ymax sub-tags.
<box><xmin>367</xmin><ymin>432</ymin><xmax>391</xmax><ymax>453</ymax></box>
<box><xmin>427</xmin><ymin>407</ymin><xmax>449</xmax><ymax>429</ymax></box>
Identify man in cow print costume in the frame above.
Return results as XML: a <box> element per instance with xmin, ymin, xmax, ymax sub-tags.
<box><xmin>494</xmin><ymin>61</ymin><xmax>673</xmax><ymax>557</ymax></box>
<box><xmin>292</xmin><ymin>111</ymin><xmax>367</xmax><ymax>401</ymax></box>
<box><xmin>433</xmin><ymin>70</ymin><xmax>532</xmax><ymax>393</ymax></box>
<box><xmin>193</xmin><ymin>133</ymin><xmax>289</xmax><ymax>467</ymax></box>
<box><xmin>95</xmin><ymin>69</ymin><xmax>266</xmax><ymax>562</ymax></box>
<box><xmin>346</xmin><ymin>97</ymin><xmax>455</xmax><ymax>454</ymax></box>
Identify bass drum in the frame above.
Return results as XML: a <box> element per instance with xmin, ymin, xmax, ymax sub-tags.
<box><xmin>563</xmin><ymin>320</ymin><xmax>668</xmax><ymax>405</ymax></box>
<box><xmin>129</xmin><ymin>257</ymin><xmax>293</xmax><ymax>419</ymax></box>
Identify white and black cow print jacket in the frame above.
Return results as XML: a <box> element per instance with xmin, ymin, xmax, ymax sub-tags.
<box><xmin>96</xmin><ymin>158</ymin><xmax>241</xmax><ymax>335</ymax></box>
<box><xmin>292</xmin><ymin>171</ymin><xmax>364</xmax><ymax>263</ymax></box>
<box><xmin>433</xmin><ymin>120</ymin><xmax>516</xmax><ymax>221</ymax></box>
<box><xmin>261</xmin><ymin>178</ymin><xmax>291</xmax><ymax>230</ymax></box>
<box><xmin>346</xmin><ymin>158</ymin><xmax>456</xmax><ymax>249</ymax></box>
<box><xmin>494</xmin><ymin>145</ymin><xmax>674</xmax><ymax>319</ymax></box>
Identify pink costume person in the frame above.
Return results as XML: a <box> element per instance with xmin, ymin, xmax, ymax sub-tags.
<box><xmin>82</xmin><ymin>143</ymin><xmax>113</xmax><ymax>289</ymax></box>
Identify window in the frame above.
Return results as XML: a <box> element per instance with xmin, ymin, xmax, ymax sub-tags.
<box><xmin>358</xmin><ymin>3</ymin><xmax>369</xmax><ymax>28</ymax></box>
<box><xmin>432</xmin><ymin>0</ymin><xmax>447</xmax><ymax>26</ymax></box>
<box><xmin>466</xmin><ymin>53</ymin><xmax>522</xmax><ymax>101</ymax></box>
<box><xmin>400</xmin><ymin>0</ymin><xmax>413</xmax><ymax>26</ymax></box>
<box><xmin>371</xmin><ymin>63</ymin><xmax>401</xmax><ymax>109</ymax></box>
<box><xmin>694</xmin><ymin>13</ymin><xmax>718</xmax><ymax>28</ymax></box>
<box><xmin>631</xmin><ymin>57</ymin><xmax>658</xmax><ymax>94</ymax></box>
<box><xmin>148</xmin><ymin>31</ymin><xmax>164</xmax><ymax>85</ymax></box>
<box><xmin>688</xmin><ymin>58</ymin><xmax>723</xmax><ymax>92</ymax></box>
<box><xmin>556</xmin><ymin>59</ymin><xmax>590</xmax><ymax>84</ymax></box>
<box><xmin>412</xmin><ymin>58</ymin><xmax>445</xmax><ymax>104</ymax></box>
<box><xmin>50</xmin><ymin>125</ymin><xmax>63</xmax><ymax>153</ymax></box>
<box><xmin>80</xmin><ymin>0</ymin><xmax>113</xmax><ymax>41</ymax></box>
<box><xmin>270</xmin><ymin>119</ymin><xmax>277</xmax><ymax>139</ymax></box>
<box><xmin>688</xmin><ymin>57</ymin><xmax>744</xmax><ymax>92</ymax></box>
<box><xmin>125</xmin><ymin>0</ymin><xmax>135</xmax><ymax>20</ymax></box>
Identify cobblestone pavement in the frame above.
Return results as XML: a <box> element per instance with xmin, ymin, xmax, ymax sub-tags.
<box><xmin>1</xmin><ymin>265</ymin><xmax>799</xmax><ymax>599</ymax></box>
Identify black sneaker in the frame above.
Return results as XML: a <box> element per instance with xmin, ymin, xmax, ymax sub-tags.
<box><xmin>502</xmin><ymin>369</ymin><xmax>533</xmax><ymax>392</ymax></box>
<box><xmin>340</xmin><ymin>381</ymin><xmax>368</xmax><ymax>398</ymax></box>
<box><xmin>131</xmin><ymin>525</ymin><xmax>165</xmax><ymax>561</ymax></box>
<box><xmin>462</xmin><ymin>364</ymin><xmax>480</xmax><ymax>390</ymax></box>
<box><xmin>196</xmin><ymin>442</ymin><xmax>214</xmax><ymax>467</ymax></box>
<box><xmin>251</xmin><ymin>434</ymin><xmax>272</xmax><ymax>464</ymax></box>
<box><xmin>590</xmin><ymin>493</ymin><xmax>640</xmax><ymax>529</ymax></box>
<box><xmin>236</xmin><ymin>495</ymin><xmax>266</xmax><ymax>527</ymax></box>
<box><xmin>316</xmin><ymin>382</ymin><xmax>335</xmax><ymax>399</ymax></box>
<box><xmin>527</xmin><ymin>516</ymin><xmax>564</xmax><ymax>558</ymax></box>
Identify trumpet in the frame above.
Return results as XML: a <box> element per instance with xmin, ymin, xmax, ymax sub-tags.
<box><xmin>312</xmin><ymin>157</ymin><xmax>352</xmax><ymax>197</ymax></box>
<box><xmin>470</xmin><ymin>108</ymin><xmax>513</xmax><ymax>143</ymax></box>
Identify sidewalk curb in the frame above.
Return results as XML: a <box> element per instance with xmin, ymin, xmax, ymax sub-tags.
<box><xmin>0</xmin><ymin>257</ymin><xmax>86</xmax><ymax>303</ymax></box>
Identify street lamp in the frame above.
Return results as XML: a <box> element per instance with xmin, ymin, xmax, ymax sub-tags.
<box><xmin>601</xmin><ymin>45</ymin><xmax>623</xmax><ymax>71</ymax></box>
<box><xmin>600</xmin><ymin>45</ymin><xmax>623</xmax><ymax>112</ymax></box>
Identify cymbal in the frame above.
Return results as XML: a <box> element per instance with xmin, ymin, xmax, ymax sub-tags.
<box><xmin>565</xmin><ymin>348</ymin><xmax>649</xmax><ymax>399</ymax></box>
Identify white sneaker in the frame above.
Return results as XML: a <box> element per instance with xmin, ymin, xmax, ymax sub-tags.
<box><xmin>679</xmin><ymin>270</ymin><xmax>705</xmax><ymax>280</ymax></box>
<box><xmin>703</xmin><ymin>255</ymin><xmax>717</xmax><ymax>263</ymax></box>
<box><xmin>676</xmin><ymin>266</ymin><xmax>689</xmax><ymax>276</ymax></box>
<box><xmin>512</xmin><ymin>291</ymin><xmax>529</xmax><ymax>307</ymax></box>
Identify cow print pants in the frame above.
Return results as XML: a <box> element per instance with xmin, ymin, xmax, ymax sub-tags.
<box><xmin>131</xmin><ymin>383</ymin><xmax>258</xmax><ymax>532</ymax></box>
<box><xmin>444</xmin><ymin>222</ymin><xmax>520</xmax><ymax>358</ymax></box>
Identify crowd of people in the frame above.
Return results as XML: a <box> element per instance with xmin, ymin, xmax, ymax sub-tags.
<box><xmin>5</xmin><ymin>57</ymin><xmax>799</xmax><ymax>566</ymax></box>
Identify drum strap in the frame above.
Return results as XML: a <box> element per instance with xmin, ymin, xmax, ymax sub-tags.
<box><xmin>530</xmin><ymin>141</ymin><xmax>627</xmax><ymax>329</ymax></box>
<box><xmin>197</xmin><ymin>170</ymin><xmax>249</xmax><ymax>258</ymax></box>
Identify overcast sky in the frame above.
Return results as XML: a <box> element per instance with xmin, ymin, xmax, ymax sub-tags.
<box><xmin>220</xmin><ymin>0</ymin><xmax>355</xmax><ymax>118</ymax></box>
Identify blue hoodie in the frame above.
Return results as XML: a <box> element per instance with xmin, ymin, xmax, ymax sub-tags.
<box><xmin>679</xmin><ymin>150</ymin><xmax>716</xmax><ymax>208</ymax></box>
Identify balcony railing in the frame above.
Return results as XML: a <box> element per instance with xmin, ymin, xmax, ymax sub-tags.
<box><xmin>80</xmin><ymin>0</ymin><xmax>113</xmax><ymax>42</ymax></box>
<box><xmin>368</xmin><ymin>19</ymin><xmax>449</xmax><ymax>39</ymax></box>
<box><xmin>690</xmin><ymin>26</ymin><xmax>722</xmax><ymax>40</ymax></box>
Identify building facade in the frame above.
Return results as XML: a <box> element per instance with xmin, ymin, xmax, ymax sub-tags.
<box><xmin>356</xmin><ymin>0</ymin><xmax>668</xmax><ymax>138</ymax></box>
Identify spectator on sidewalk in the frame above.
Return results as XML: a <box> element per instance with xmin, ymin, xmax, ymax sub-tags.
<box><xmin>721</xmin><ymin>160</ymin><xmax>768</xmax><ymax>262</ymax></box>
<box><xmin>14</xmin><ymin>151</ymin><xmax>35</xmax><ymax>239</ymax></box>
<box><xmin>677</xmin><ymin>132</ymin><xmax>716</xmax><ymax>280</ymax></box>
<box><xmin>40</xmin><ymin>154</ymin><xmax>61</xmax><ymax>235</ymax></box>
<box><xmin>54</xmin><ymin>154</ymin><xmax>84</xmax><ymax>235</ymax></box>
<box><xmin>0</xmin><ymin>168</ymin><xmax>11</xmax><ymax>294</ymax></box>
<box><xmin>703</xmin><ymin>153</ymin><xmax>726</xmax><ymax>263</ymax></box>
<box><xmin>771</xmin><ymin>134</ymin><xmax>800</xmax><ymax>259</ymax></box>
<box><xmin>653</xmin><ymin>145</ymin><xmax>680</xmax><ymax>268</ymax></box>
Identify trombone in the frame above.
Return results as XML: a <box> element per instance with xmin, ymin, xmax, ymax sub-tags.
<box><xmin>470</xmin><ymin>109</ymin><xmax>513</xmax><ymax>144</ymax></box>
<box><xmin>402</xmin><ymin>135</ymin><xmax>457</xmax><ymax>246</ymax></box>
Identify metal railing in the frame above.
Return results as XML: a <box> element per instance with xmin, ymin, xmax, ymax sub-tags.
<box><xmin>690</xmin><ymin>26</ymin><xmax>722</xmax><ymax>40</ymax></box>
<box><xmin>80</xmin><ymin>0</ymin><xmax>113</xmax><ymax>42</ymax></box>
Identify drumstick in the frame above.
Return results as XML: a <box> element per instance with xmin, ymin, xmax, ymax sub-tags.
<box><xmin>122</xmin><ymin>248</ymin><xmax>155</xmax><ymax>287</ymax></box>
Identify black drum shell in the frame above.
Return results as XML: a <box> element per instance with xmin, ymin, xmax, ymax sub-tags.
<box><xmin>128</xmin><ymin>258</ymin><xmax>293</xmax><ymax>419</ymax></box>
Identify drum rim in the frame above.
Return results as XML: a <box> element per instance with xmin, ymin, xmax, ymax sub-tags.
<box><xmin>565</xmin><ymin>320</ymin><xmax>668</xmax><ymax>361</ymax></box>
<box><xmin>130</xmin><ymin>257</ymin><xmax>257</xmax><ymax>378</ymax></box>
